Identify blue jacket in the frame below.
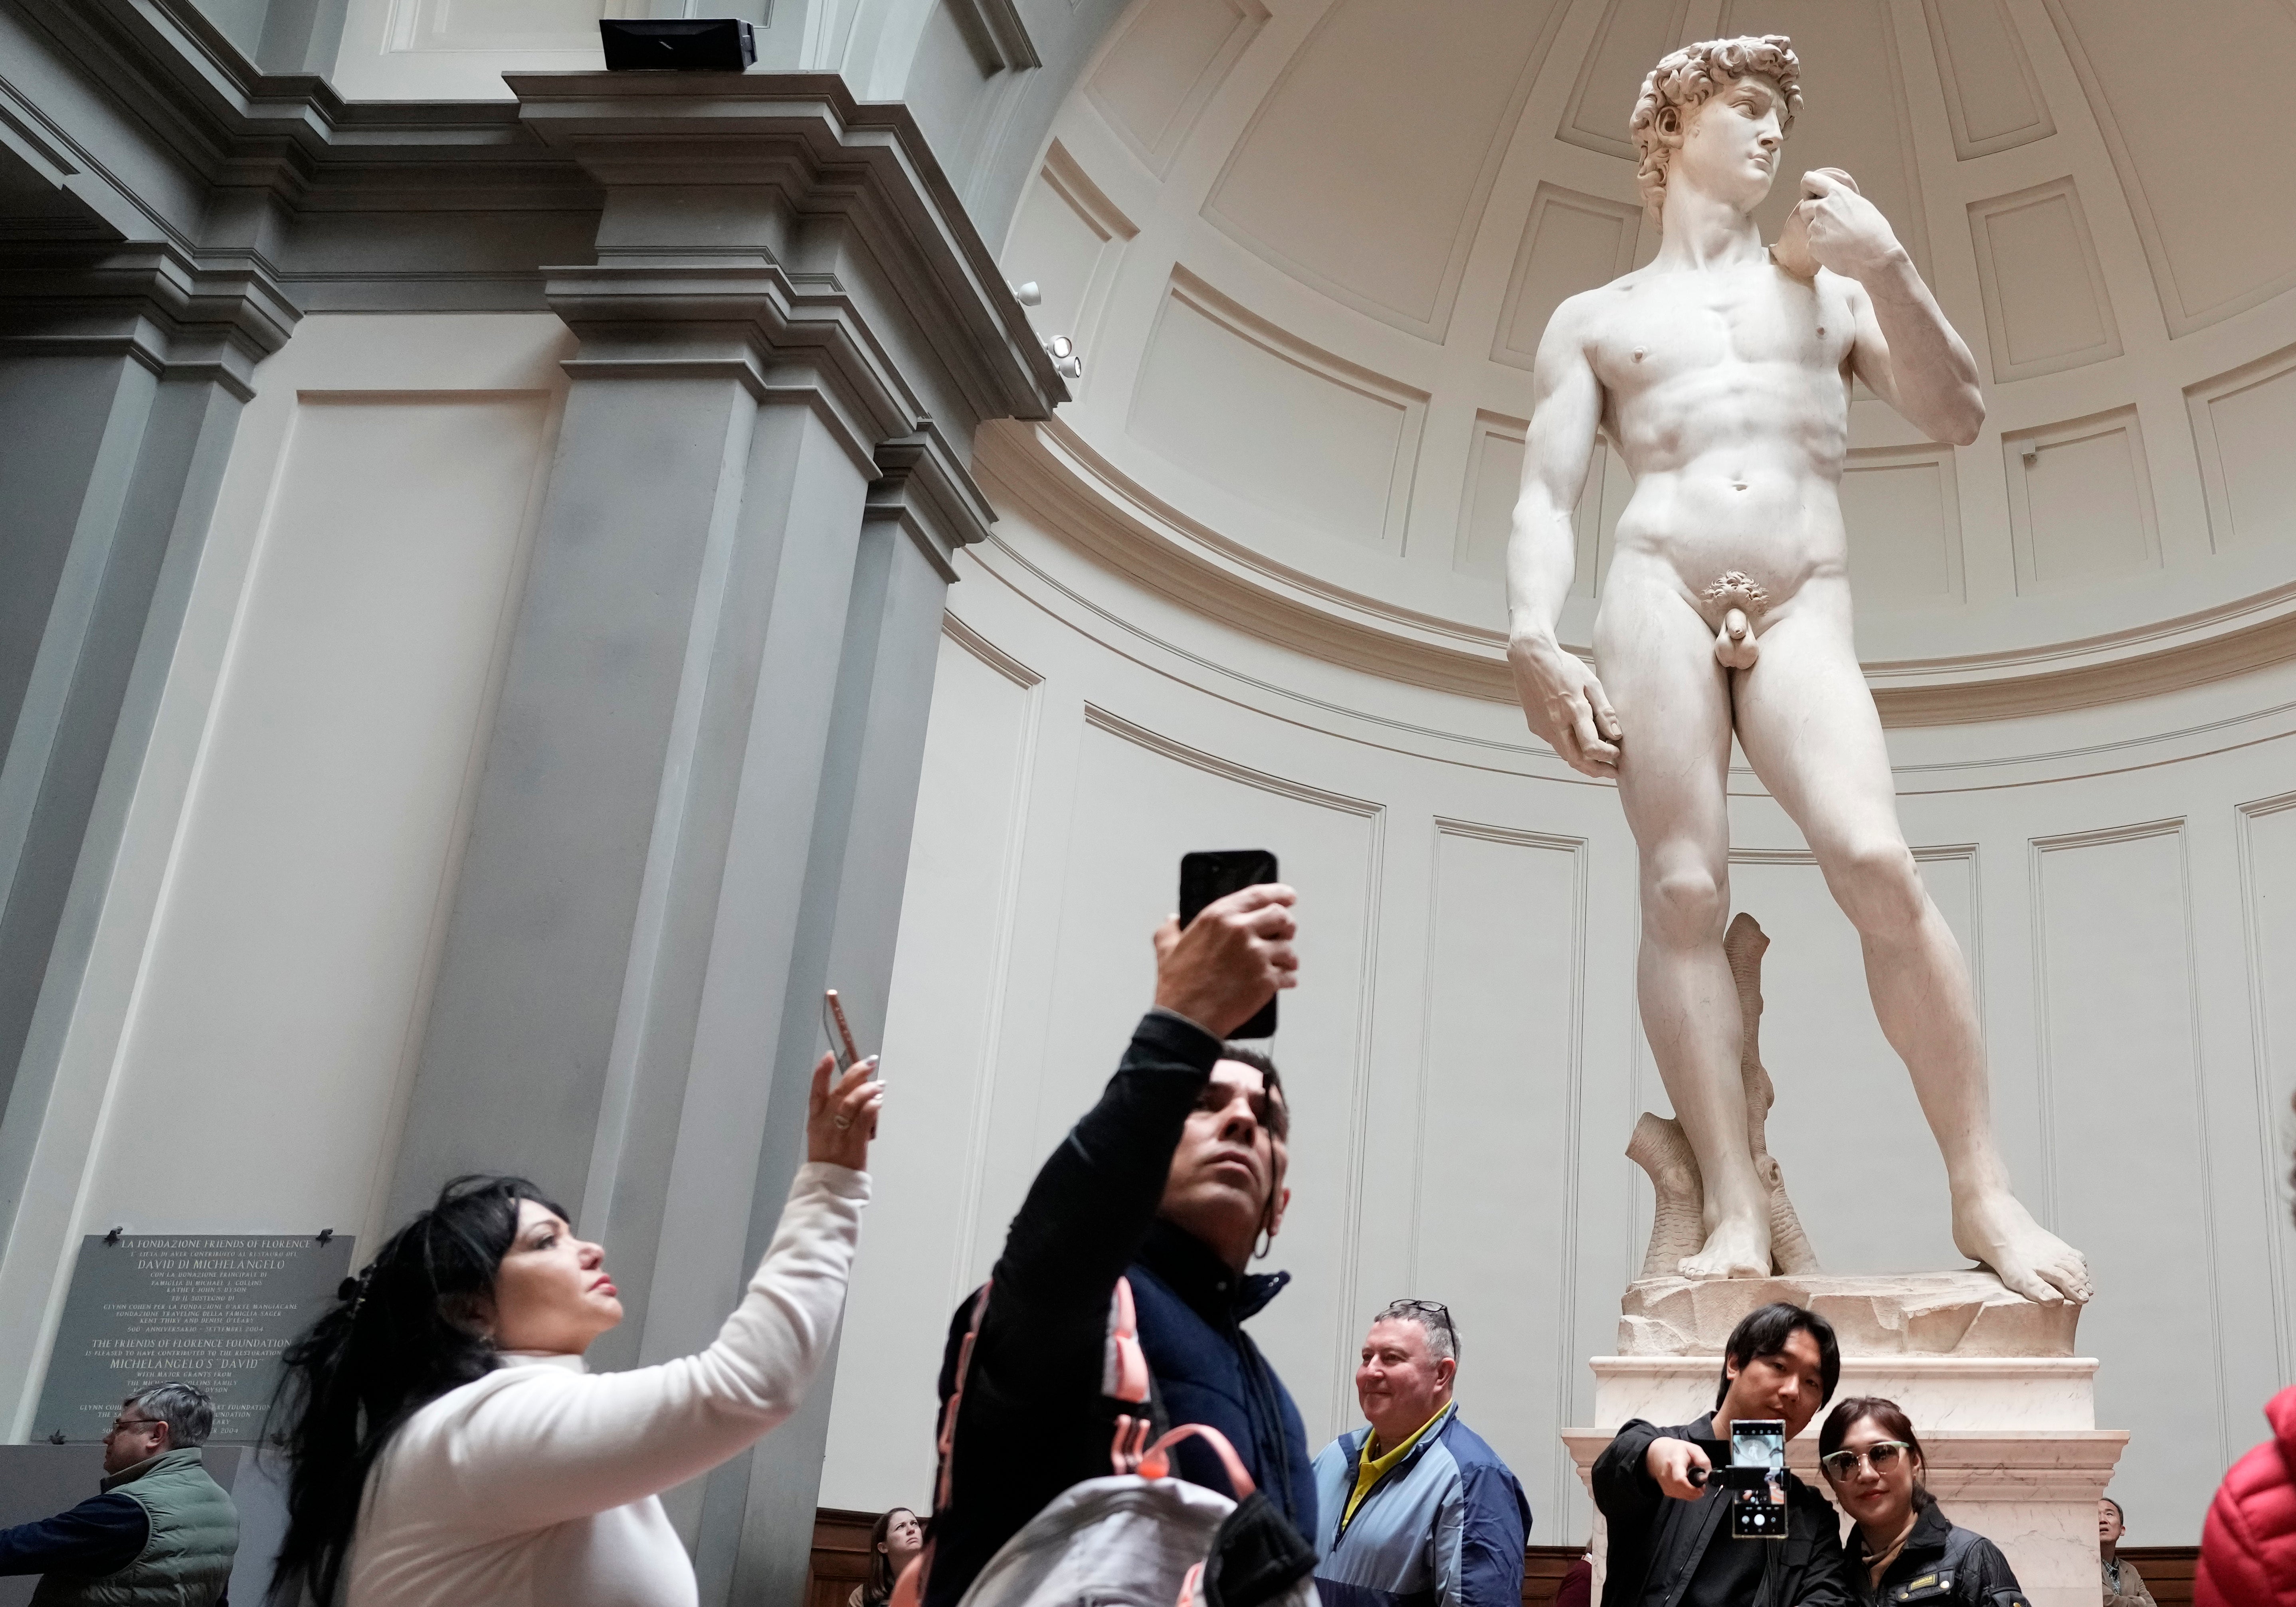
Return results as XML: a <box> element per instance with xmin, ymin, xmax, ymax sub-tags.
<box><xmin>1311</xmin><ymin>1404</ymin><xmax>1531</xmax><ymax>1607</ymax></box>
<box><xmin>1129</xmin><ymin>1216</ymin><xmax>1316</xmax><ymax>1530</ymax></box>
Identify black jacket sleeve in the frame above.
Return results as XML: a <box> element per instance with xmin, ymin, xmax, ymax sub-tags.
<box><xmin>0</xmin><ymin>1492</ymin><xmax>148</xmax><ymax>1577</ymax></box>
<box><xmin>1591</xmin><ymin>1418</ymin><xmax>1665</xmax><ymax>1534</ymax></box>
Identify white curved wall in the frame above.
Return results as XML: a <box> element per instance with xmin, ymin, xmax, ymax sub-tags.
<box><xmin>821</xmin><ymin>489</ymin><xmax>2296</xmax><ymax>1550</ymax></box>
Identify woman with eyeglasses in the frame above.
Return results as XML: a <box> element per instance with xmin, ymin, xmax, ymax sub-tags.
<box><xmin>1816</xmin><ymin>1397</ymin><xmax>2030</xmax><ymax>1605</ymax></box>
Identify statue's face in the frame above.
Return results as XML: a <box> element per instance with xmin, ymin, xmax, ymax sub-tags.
<box><xmin>1667</xmin><ymin>73</ymin><xmax>1787</xmax><ymax>213</ymax></box>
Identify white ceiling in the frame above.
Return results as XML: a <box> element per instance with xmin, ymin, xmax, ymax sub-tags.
<box><xmin>993</xmin><ymin>0</ymin><xmax>2296</xmax><ymax>710</ymax></box>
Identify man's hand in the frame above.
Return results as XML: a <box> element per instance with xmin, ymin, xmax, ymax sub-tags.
<box><xmin>806</xmin><ymin>1052</ymin><xmax>883</xmax><ymax>1170</ymax></box>
<box><xmin>1791</xmin><ymin>168</ymin><xmax>1905</xmax><ymax>282</ymax></box>
<box><xmin>1644</xmin><ymin>1436</ymin><xmax>1712</xmax><ymax>1502</ymax></box>
<box><xmin>1152</xmin><ymin>884</ymin><xmax>1298</xmax><ymax>1038</ymax></box>
<box><xmin>1507</xmin><ymin>635</ymin><xmax>1620</xmax><ymax>777</ymax></box>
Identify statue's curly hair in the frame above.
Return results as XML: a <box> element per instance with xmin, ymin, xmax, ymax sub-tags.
<box><xmin>1629</xmin><ymin>36</ymin><xmax>1803</xmax><ymax>223</ymax></box>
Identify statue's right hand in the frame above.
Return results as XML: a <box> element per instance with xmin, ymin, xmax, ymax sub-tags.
<box><xmin>1645</xmin><ymin>1436</ymin><xmax>1711</xmax><ymax>1502</ymax></box>
<box><xmin>1506</xmin><ymin>636</ymin><xmax>1621</xmax><ymax>777</ymax></box>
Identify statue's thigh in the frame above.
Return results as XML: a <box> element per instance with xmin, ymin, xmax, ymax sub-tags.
<box><xmin>1595</xmin><ymin>590</ymin><xmax>1732</xmax><ymax>860</ymax></box>
<box><xmin>1732</xmin><ymin>610</ymin><xmax>1904</xmax><ymax>851</ymax></box>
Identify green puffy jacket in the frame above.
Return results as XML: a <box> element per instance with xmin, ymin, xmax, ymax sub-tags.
<box><xmin>29</xmin><ymin>1448</ymin><xmax>238</xmax><ymax>1607</ymax></box>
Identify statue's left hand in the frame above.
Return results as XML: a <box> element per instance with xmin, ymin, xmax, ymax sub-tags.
<box><xmin>1792</xmin><ymin>168</ymin><xmax>1903</xmax><ymax>281</ymax></box>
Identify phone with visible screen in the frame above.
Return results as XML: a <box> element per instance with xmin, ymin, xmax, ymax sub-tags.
<box><xmin>1178</xmin><ymin>850</ymin><xmax>1280</xmax><ymax>1039</ymax></box>
<box><xmin>1728</xmin><ymin>1419</ymin><xmax>1787</xmax><ymax>1539</ymax></box>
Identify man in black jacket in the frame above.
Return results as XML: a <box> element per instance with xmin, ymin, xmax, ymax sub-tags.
<box><xmin>1592</xmin><ymin>1304</ymin><xmax>1852</xmax><ymax>1607</ymax></box>
<box><xmin>923</xmin><ymin>882</ymin><xmax>1310</xmax><ymax>1607</ymax></box>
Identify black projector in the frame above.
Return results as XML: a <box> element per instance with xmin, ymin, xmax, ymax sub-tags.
<box><xmin>599</xmin><ymin>18</ymin><xmax>757</xmax><ymax>71</ymax></box>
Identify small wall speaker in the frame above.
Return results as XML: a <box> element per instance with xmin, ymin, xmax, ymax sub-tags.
<box><xmin>599</xmin><ymin>18</ymin><xmax>757</xmax><ymax>71</ymax></box>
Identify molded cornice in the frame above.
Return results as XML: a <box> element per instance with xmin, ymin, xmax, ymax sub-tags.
<box><xmin>974</xmin><ymin>418</ymin><xmax>2296</xmax><ymax>729</ymax></box>
<box><xmin>508</xmin><ymin>71</ymin><xmax>1064</xmax><ymax>427</ymax></box>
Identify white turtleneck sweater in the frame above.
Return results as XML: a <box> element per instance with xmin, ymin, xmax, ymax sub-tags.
<box><xmin>344</xmin><ymin>1161</ymin><xmax>869</xmax><ymax>1607</ymax></box>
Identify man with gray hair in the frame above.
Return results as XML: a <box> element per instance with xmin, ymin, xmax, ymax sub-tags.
<box><xmin>1310</xmin><ymin>1301</ymin><xmax>1530</xmax><ymax>1607</ymax></box>
<box><xmin>0</xmin><ymin>1381</ymin><xmax>238</xmax><ymax>1604</ymax></box>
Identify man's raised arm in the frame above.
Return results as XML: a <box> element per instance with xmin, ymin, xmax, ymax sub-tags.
<box><xmin>1504</xmin><ymin>296</ymin><xmax>1620</xmax><ymax>777</ymax></box>
<box><xmin>1794</xmin><ymin>169</ymin><xmax>1984</xmax><ymax>447</ymax></box>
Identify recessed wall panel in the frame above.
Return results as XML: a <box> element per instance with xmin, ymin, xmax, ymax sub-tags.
<box><xmin>1841</xmin><ymin>446</ymin><xmax>1962</xmax><ymax>605</ymax></box>
<box><xmin>2187</xmin><ymin>345</ymin><xmax>2296</xmax><ymax>551</ymax></box>
<box><xmin>1088</xmin><ymin>0</ymin><xmax>1269</xmax><ymax>173</ymax></box>
<box><xmin>83</xmin><ymin>394</ymin><xmax>550</xmax><ymax>1230</ymax></box>
<box><xmin>1207</xmin><ymin>0</ymin><xmax>1565</xmax><ymax>338</ymax></box>
<box><xmin>2033</xmin><ymin>823</ymin><xmax>2220</xmax><ymax>1540</ymax></box>
<box><xmin>2006</xmin><ymin>409</ymin><xmax>2156</xmax><ymax>590</ymax></box>
<box><xmin>820</xmin><ymin>623</ymin><xmax>1041</xmax><ymax>1509</ymax></box>
<box><xmin>1920</xmin><ymin>0</ymin><xmax>2053</xmax><ymax>157</ymax></box>
<box><xmin>1414</xmin><ymin>822</ymin><xmax>1584</xmax><ymax>1518</ymax></box>
<box><xmin>1130</xmin><ymin>275</ymin><xmax>1424</xmax><ymax>550</ymax></box>
<box><xmin>1968</xmin><ymin>180</ymin><xmax>2120</xmax><ymax>381</ymax></box>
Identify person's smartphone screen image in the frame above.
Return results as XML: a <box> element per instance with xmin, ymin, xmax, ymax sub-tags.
<box><xmin>1728</xmin><ymin>1419</ymin><xmax>1787</xmax><ymax>1540</ymax></box>
<box><xmin>1178</xmin><ymin>850</ymin><xmax>1279</xmax><ymax>1039</ymax></box>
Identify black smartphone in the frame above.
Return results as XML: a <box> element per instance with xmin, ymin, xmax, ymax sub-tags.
<box><xmin>1727</xmin><ymin>1418</ymin><xmax>1787</xmax><ymax>1539</ymax></box>
<box><xmin>1178</xmin><ymin>850</ymin><xmax>1280</xmax><ymax>1039</ymax></box>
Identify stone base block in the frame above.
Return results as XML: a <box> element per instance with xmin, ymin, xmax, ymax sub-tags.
<box><xmin>1619</xmin><ymin>1271</ymin><xmax>2079</xmax><ymax>1358</ymax></box>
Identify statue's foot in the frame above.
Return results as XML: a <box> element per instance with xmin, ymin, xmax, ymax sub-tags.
<box><xmin>1954</xmin><ymin>1189</ymin><xmax>2092</xmax><ymax>1304</ymax></box>
<box><xmin>1677</xmin><ymin>1214</ymin><xmax>1771</xmax><ymax>1280</ymax></box>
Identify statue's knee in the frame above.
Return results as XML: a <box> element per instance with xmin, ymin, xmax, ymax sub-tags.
<box><xmin>1834</xmin><ymin>841</ymin><xmax>1924</xmax><ymax>935</ymax></box>
<box><xmin>1645</xmin><ymin>868</ymin><xmax>1726</xmax><ymax>943</ymax></box>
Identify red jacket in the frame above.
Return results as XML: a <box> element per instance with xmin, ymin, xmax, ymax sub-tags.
<box><xmin>2200</xmin><ymin>1384</ymin><xmax>2296</xmax><ymax>1607</ymax></box>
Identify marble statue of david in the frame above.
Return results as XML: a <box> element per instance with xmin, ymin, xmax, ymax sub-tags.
<box><xmin>1504</xmin><ymin>36</ymin><xmax>2090</xmax><ymax>1304</ymax></box>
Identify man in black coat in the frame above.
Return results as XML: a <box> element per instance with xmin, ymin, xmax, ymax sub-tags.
<box><xmin>922</xmin><ymin>883</ymin><xmax>1311</xmax><ymax>1607</ymax></box>
<box><xmin>1592</xmin><ymin>1303</ymin><xmax>1853</xmax><ymax>1607</ymax></box>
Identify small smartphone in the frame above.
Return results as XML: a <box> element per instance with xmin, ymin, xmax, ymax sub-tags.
<box><xmin>823</xmin><ymin>989</ymin><xmax>866</xmax><ymax>1076</ymax></box>
<box><xmin>1178</xmin><ymin>850</ymin><xmax>1280</xmax><ymax>1039</ymax></box>
<box><xmin>1728</xmin><ymin>1418</ymin><xmax>1787</xmax><ymax>1540</ymax></box>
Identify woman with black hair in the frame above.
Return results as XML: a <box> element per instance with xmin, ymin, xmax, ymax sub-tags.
<box><xmin>264</xmin><ymin>1053</ymin><xmax>883</xmax><ymax>1607</ymax></box>
<box><xmin>1817</xmin><ymin>1396</ymin><xmax>2030</xmax><ymax>1606</ymax></box>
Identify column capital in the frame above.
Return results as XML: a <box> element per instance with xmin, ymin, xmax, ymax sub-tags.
<box><xmin>508</xmin><ymin>71</ymin><xmax>1065</xmax><ymax>435</ymax></box>
<box><xmin>0</xmin><ymin>242</ymin><xmax>299</xmax><ymax>400</ymax></box>
<box><xmin>868</xmin><ymin>424</ymin><xmax>997</xmax><ymax>581</ymax></box>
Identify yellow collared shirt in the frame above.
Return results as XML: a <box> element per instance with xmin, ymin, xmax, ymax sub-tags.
<box><xmin>1342</xmin><ymin>1407</ymin><xmax>1445</xmax><ymax>1528</ymax></box>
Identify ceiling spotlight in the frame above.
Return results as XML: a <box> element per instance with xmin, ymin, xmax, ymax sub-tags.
<box><xmin>1011</xmin><ymin>281</ymin><xmax>1042</xmax><ymax>306</ymax></box>
<box><xmin>1043</xmin><ymin>334</ymin><xmax>1083</xmax><ymax>380</ymax></box>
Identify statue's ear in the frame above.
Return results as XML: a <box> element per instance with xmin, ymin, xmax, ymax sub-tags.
<box><xmin>1655</xmin><ymin>104</ymin><xmax>1682</xmax><ymax>142</ymax></box>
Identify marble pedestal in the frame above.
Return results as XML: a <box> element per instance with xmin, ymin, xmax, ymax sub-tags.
<box><xmin>1561</xmin><ymin>1274</ymin><xmax>2126</xmax><ymax>1607</ymax></box>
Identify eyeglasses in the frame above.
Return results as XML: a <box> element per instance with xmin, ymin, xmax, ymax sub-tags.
<box><xmin>106</xmin><ymin>1416</ymin><xmax>160</xmax><ymax>1437</ymax></box>
<box><xmin>1819</xmin><ymin>1441</ymin><xmax>1913</xmax><ymax>1480</ymax></box>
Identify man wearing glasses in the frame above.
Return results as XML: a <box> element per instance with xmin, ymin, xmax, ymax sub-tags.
<box><xmin>0</xmin><ymin>1382</ymin><xmax>238</xmax><ymax>1604</ymax></box>
<box><xmin>1592</xmin><ymin>1303</ymin><xmax>1851</xmax><ymax>1607</ymax></box>
<box><xmin>1309</xmin><ymin>1300</ymin><xmax>1531</xmax><ymax>1607</ymax></box>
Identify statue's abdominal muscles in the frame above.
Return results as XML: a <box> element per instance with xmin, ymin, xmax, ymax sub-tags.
<box><xmin>1597</xmin><ymin>274</ymin><xmax>1857</xmax><ymax>618</ymax></box>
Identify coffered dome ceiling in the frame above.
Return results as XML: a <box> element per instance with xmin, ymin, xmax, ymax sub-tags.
<box><xmin>985</xmin><ymin>0</ymin><xmax>2296</xmax><ymax>720</ymax></box>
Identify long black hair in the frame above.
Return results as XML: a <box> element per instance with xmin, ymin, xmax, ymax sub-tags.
<box><xmin>263</xmin><ymin>1174</ymin><xmax>562</xmax><ymax>1605</ymax></box>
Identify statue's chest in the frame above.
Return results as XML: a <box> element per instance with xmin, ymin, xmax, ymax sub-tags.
<box><xmin>1591</xmin><ymin>274</ymin><xmax>1847</xmax><ymax>390</ymax></box>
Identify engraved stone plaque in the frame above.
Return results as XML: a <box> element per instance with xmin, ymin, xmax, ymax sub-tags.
<box><xmin>33</xmin><ymin>1234</ymin><xmax>354</xmax><ymax>1443</ymax></box>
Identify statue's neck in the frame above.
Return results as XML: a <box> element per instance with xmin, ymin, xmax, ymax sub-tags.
<box><xmin>1655</xmin><ymin>186</ymin><xmax>1768</xmax><ymax>271</ymax></box>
